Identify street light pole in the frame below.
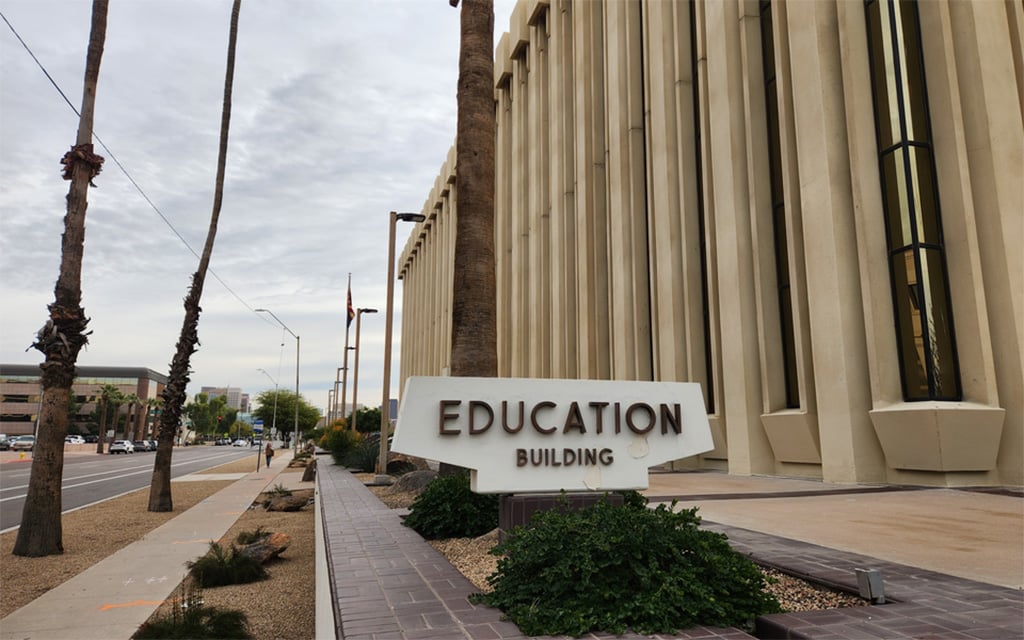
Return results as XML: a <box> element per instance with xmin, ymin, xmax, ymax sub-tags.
<box><xmin>350</xmin><ymin>307</ymin><xmax>378</xmax><ymax>433</ymax></box>
<box><xmin>379</xmin><ymin>211</ymin><xmax>426</xmax><ymax>477</ymax></box>
<box><xmin>255</xmin><ymin>308</ymin><xmax>300</xmax><ymax>453</ymax></box>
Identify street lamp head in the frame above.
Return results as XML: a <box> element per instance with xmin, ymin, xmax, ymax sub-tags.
<box><xmin>254</xmin><ymin>308</ymin><xmax>268</xmax><ymax>312</ymax></box>
<box><xmin>358</xmin><ymin>308</ymin><xmax>379</xmax><ymax>314</ymax></box>
<box><xmin>393</xmin><ymin>212</ymin><xmax>427</xmax><ymax>223</ymax></box>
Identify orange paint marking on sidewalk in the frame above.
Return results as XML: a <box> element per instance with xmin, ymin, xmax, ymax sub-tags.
<box><xmin>172</xmin><ymin>538</ymin><xmax>212</xmax><ymax>544</ymax></box>
<box><xmin>99</xmin><ymin>599</ymin><xmax>165</xmax><ymax>611</ymax></box>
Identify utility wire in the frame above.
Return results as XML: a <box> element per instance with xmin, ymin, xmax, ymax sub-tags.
<box><xmin>1</xmin><ymin>9</ymin><xmax>256</xmax><ymax>313</ymax></box>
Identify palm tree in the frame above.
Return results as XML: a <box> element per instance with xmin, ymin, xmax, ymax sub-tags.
<box><xmin>149</xmin><ymin>0</ymin><xmax>242</xmax><ymax>512</ymax></box>
<box><xmin>13</xmin><ymin>0</ymin><xmax>109</xmax><ymax>557</ymax></box>
<box><xmin>443</xmin><ymin>0</ymin><xmax>497</xmax><ymax>475</ymax></box>
<box><xmin>95</xmin><ymin>383</ymin><xmax>119</xmax><ymax>454</ymax></box>
<box><xmin>120</xmin><ymin>393</ymin><xmax>139</xmax><ymax>440</ymax></box>
<box><xmin>145</xmin><ymin>397</ymin><xmax>162</xmax><ymax>439</ymax></box>
<box><xmin>449</xmin><ymin>0</ymin><xmax>497</xmax><ymax>376</ymax></box>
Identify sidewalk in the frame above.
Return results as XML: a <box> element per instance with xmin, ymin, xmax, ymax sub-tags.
<box><xmin>0</xmin><ymin>449</ymin><xmax>301</xmax><ymax>640</ymax></box>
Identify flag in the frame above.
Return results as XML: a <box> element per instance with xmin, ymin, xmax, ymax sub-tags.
<box><xmin>346</xmin><ymin>286</ymin><xmax>355</xmax><ymax>328</ymax></box>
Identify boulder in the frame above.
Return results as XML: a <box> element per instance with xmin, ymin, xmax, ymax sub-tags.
<box><xmin>238</xmin><ymin>532</ymin><xmax>291</xmax><ymax>564</ymax></box>
<box><xmin>387</xmin><ymin>469</ymin><xmax>437</xmax><ymax>495</ymax></box>
<box><xmin>301</xmin><ymin>458</ymin><xmax>316</xmax><ymax>482</ymax></box>
<box><xmin>266</xmin><ymin>495</ymin><xmax>309</xmax><ymax>512</ymax></box>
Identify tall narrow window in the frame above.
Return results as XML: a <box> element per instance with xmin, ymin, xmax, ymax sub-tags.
<box><xmin>865</xmin><ymin>0</ymin><xmax>961</xmax><ymax>401</ymax></box>
<box><xmin>691</xmin><ymin>0</ymin><xmax>714</xmax><ymax>414</ymax></box>
<box><xmin>759</xmin><ymin>1</ymin><xmax>800</xmax><ymax>408</ymax></box>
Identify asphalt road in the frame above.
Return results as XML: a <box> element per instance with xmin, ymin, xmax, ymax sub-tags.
<box><xmin>0</xmin><ymin>445</ymin><xmax>261</xmax><ymax>532</ymax></box>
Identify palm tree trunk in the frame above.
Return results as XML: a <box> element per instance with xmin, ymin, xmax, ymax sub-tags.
<box><xmin>13</xmin><ymin>0</ymin><xmax>108</xmax><ymax>557</ymax></box>
<box><xmin>443</xmin><ymin>0</ymin><xmax>497</xmax><ymax>476</ymax></box>
<box><xmin>149</xmin><ymin>0</ymin><xmax>242</xmax><ymax>511</ymax></box>
<box><xmin>96</xmin><ymin>396</ymin><xmax>107</xmax><ymax>454</ymax></box>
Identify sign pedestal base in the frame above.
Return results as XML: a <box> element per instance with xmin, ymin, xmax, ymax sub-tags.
<box><xmin>498</xmin><ymin>492</ymin><xmax>624</xmax><ymax>542</ymax></box>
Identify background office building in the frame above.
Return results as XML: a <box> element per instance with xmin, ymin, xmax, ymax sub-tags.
<box><xmin>200</xmin><ymin>386</ymin><xmax>249</xmax><ymax>413</ymax></box>
<box><xmin>397</xmin><ymin>0</ymin><xmax>1022</xmax><ymax>487</ymax></box>
<box><xmin>0</xmin><ymin>364</ymin><xmax>168</xmax><ymax>438</ymax></box>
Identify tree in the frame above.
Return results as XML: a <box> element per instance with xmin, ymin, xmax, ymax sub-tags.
<box><xmin>252</xmin><ymin>389</ymin><xmax>319</xmax><ymax>442</ymax></box>
<box><xmin>149</xmin><ymin>0</ymin><xmax>242</xmax><ymax>512</ymax></box>
<box><xmin>449</xmin><ymin>0</ymin><xmax>497</xmax><ymax>378</ymax></box>
<box><xmin>347</xmin><ymin>406</ymin><xmax>382</xmax><ymax>435</ymax></box>
<box><xmin>119</xmin><ymin>393</ymin><xmax>139</xmax><ymax>440</ymax></box>
<box><xmin>182</xmin><ymin>393</ymin><xmax>233</xmax><ymax>437</ymax></box>
<box><xmin>95</xmin><ymin>384</ymin><xmax>118</xmax><ymax>454</ymax></box>
<box><xmin>13</xmin><ymin>0</ymin><xmax>109</xmax><ymax>557</ymax></box>
<box><xmin>107</xmin><ymin>390</ymin><xmax>125</xmax><ymax>441</ymax></box>
<box><xmin>145</xmin><ymin>397</ymin><xmax>163</xmax><ymax>439</ymax></box>
<box><xmin>443</xmin><ymin>0</ymin><xmax>497</xmax><ymax>476</ymax></box>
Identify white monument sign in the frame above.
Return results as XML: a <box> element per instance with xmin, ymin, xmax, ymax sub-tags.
<box><xmin>391</xmin><ymin>376</ymin><xmax>714</xmax><ymax>494</ymax></box>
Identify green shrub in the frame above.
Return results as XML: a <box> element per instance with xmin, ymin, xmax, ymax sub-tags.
<box><xmin>267</xmin><ymin>483</ymin><xmax>292</xmax><ymax>498</ymax></box>
<box><xmin>234</xmin><ymin>525</ymin><xmax>269</xmax><ymax>546</ymax></box>
<box><xmin>321</xmin><ymin>426</ymin><xmax>362</xmax><ymax>466</ymax></box>
<box><xmin>133</xmin><ymin>584</ymin><xmax>252</xmax><ymax>639</ymax></box>
<box><xmin>471</xmin><ymin>502</ymin><xmax>781</xmax><ymax>637</ymax></box>
<box><xmin>186</xmin><ymin>541</ymin><xmax>268</xmax><ymax>588</ymax></box>
<box><xmin>341</xmin><ymin>437</ymin><xmax>379</xmax><ymax>473</ymax></box>
<box><xmin>402</xmin><ymin>473</ymin><xmax>499</xmax><ymax>540</ymax></box>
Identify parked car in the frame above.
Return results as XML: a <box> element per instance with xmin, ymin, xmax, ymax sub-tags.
<box><xmin>132</xmin><ymin>440</ymin><xmax>149</xmax><ymax>452</ymax></box>
<box><xmin>143</xmin><ymin>440</ymin><xmax>158</xmax><ymax>451</ymax></box>
<box><xmin>11</xmin><ymin>436</ymin><xmax>36</xmax><ymax>451</ymax></box>
<box><xmin>65</xmin><ymin>435</ymin><xmax>86</xmax><ymax>444</ymax></box>
<box><xmin>84</xmin><ymin>434</ymin><xmax>99</xmax><ymax>443</ymax></box>
<box><xmin>232</xmin><ymin>439</ymin><xmax>249</xmax><ymax>447</ymax></box>
<box><xmin>0</xmin><ymin>437</ymin><xmax>18</xmax><ymax>450</ymax></box>
<box><xmin>109</xmin><ymin>440</ymin><xmax>135</xmax><ymax>454</ymax></box>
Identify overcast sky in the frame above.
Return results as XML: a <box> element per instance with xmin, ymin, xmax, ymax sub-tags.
<box><xmin>0</xmin><ymin>0</ymin><xmax>516</xmax><ymax>419</ymax></box>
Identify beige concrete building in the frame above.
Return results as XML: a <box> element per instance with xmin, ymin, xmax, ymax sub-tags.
<box><xmin>0</xmin><ymin>364</ymin><xmax>168</xmax><ymax>438</ymax></box>
<box><xmin>397</xmin><ymin>0</ymin><xmax>1023</xmax><ymax>487</ymax></box>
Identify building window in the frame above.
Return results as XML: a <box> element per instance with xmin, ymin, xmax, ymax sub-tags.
<box><xmin>691</xmin><ymin>0</ymin><xmax>714</xmax><ymax>414</ymax></box>
<box><xmin>865</xmin><ymin>0</ymin><xmax>961</xmax><ymax>400</ymax></box>
<box><xmin>760</xmin><ymin>1</ymin><xmax>799</xmax><ymax>408</ymax></box>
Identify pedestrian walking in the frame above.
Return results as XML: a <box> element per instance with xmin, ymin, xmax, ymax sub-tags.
<box><xmin>265</xmin><ymin>441</ymin><xmax>274</xmax><ymax>467</ymax></box>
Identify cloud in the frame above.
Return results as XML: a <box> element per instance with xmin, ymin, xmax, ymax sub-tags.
<box><xmin>1</xmin><ymin>0</ymin><xmax>517</xmax><ymax>415</ymax></box>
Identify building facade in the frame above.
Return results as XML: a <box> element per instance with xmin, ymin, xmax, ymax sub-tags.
<box><xmin>397</xmin><ymin>0</ymin><xmax>1023</xmax><ymax>487</ymax></box>
<box><xmin>200</xmin><ymin>386</ymin><xmax>248</xmax><ymax>413</ymax></box>
<box><xmin>0</xmin><ymin>364</ymin><xmax>169</xmax><ymax>438</ymax></box>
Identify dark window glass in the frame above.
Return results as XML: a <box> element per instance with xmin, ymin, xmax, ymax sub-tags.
<box><xmin>866</xmin><ymin>0</ymin><xmax>961</xmax><ymax>401</ymax></box>
<box><xmin>761</xmin><ymin>0</ymin><xmax>799</xmax><ymax>408</ymax></box>
<box><xmin>692</xmin><ymin>0</ymin><xmax>715</xmax><ymax>414</ymax></box>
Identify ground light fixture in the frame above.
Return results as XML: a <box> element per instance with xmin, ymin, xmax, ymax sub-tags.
<box><xmin>255</xmin><ymin>308</ymin><xmax>300</xmax><ymax>453</ymax></box>
<box><xmin>379</xmin><ymin>211</ymin><xmax>427</xmax><ymax>478</ymax></box>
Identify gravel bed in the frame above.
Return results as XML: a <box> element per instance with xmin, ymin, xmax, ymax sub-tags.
<box><xmin>142</xmin><ymin>482</ymin><xmax>315</xmax><ymax>640</ymax></box>
<box><xmin>367</xmin><ymin>479</ymin><xmax>867</xmax><ymax>613</ymax></box>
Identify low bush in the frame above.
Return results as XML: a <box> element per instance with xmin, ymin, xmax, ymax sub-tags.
<box><xmin>402</xmin><ymin>473</ymin><xmax>499</xmax><ymax>540</ymax></box>
<box><xmin>341</xmin><ymin>437</ymin><xmax>379</xmax><ymax>473</ymax></box>
<box><xmin>234</xmin><ymin>525</ymin><xmax>269</xmax><ymax>546</ymax></box>
<box><xmin>186</xmin><ymin>541</ymin><xmax>268</xmax><ymax>588</ymax></box>
<box><xmin>321</xmin><ymin>426</ymin><xmax>362</xmax><ymax>467</ymax></box>
<box><xmin>133</xmin><ymin>584</ymin><xmax>252</xmax><ymax>639</ymax></box>
<box><xmin>471</xmin><ymin>502</ymin><xmax>782</xmax><ymax>637</ymax></box>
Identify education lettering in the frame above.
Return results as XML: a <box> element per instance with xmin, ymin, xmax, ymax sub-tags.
<box><xmin>437</xmin><ymin>399</ymin><xmax>683</xmax><ymax>468</ymax></box>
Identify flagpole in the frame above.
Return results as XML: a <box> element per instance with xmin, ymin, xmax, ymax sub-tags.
<box><xmin>340</xmin><ymin>273</ymin><xmax>354</xmax><ymax>429</ymax></box>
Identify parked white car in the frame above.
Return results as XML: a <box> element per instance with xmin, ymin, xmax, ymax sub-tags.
<box><xmin>109</xmin><ymin>440</ymin><xmax>135</xmax><ymax>454</ymax></box>
<box><xmin>65</xmin><ymin>435</ymin><xmax>85</xmax><ymax>444</ymax></box>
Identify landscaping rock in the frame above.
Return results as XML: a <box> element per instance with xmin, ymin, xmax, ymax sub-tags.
<box><xmin>239</xmin><ymin>532</ymin><xmax>291</xmax><ymax>564</ymax></box>
<box><xmin>387</xmin><ymin>469</ymin><xmax>437</xmax><ymax>495</ymax></box>
<box><xmin>301</xmin><ymin>458</ymin><xmax>316</xmax><ymax>482</ymax></box>
<box><xmin>266</xmin><ymin>495</ymin><xmax>309</xmax><ymax>512</ymax></box>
